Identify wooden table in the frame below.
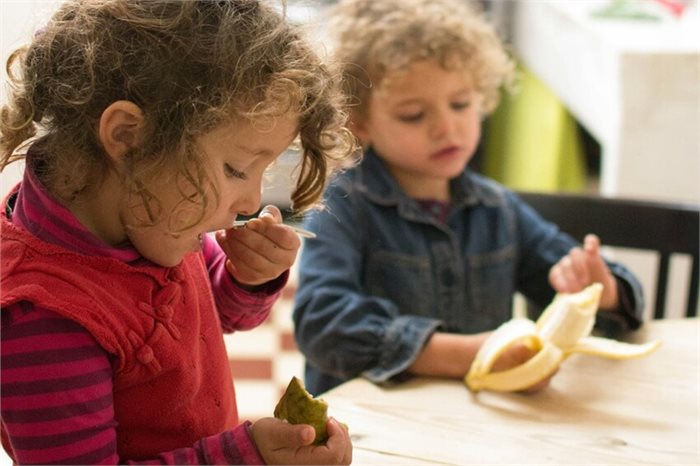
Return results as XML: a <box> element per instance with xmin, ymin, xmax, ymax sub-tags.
<box><xmin>322</xmin><ymin>319</ymin><xmax>699</xmax><ymax>465</ymax></box>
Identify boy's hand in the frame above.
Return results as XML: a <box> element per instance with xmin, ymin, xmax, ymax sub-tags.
<box><xmin>215</xmin><ymin>205</ymin><xmax>301</xmax><ymax>287</ymax></box>
<box><xmin>548</xmin><ymin>234</ymin><xmax>618</xmax><ymax>309</ymax></box>
<box><xmin>491</xmin><ymin>342</ymin><xmax>555</xmax><ymax>393</ymax></box>
<box><xmin>251</xmin><ymin>417</ymin><xmax>352</xmax><ymax>465</ymax></box>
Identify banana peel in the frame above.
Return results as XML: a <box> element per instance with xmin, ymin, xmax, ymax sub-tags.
<box><xmin>465</xmin><ymin>283</ymin><xmax>661</xmax><ymax>392</ymax></box>
<box><xmin>274</xmin><ymin>376</ymin><xmax>330</xmax><ymax>445</ymax></box>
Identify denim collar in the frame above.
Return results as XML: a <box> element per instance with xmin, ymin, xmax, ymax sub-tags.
<box><xmin>354</xmin><ymin>147</ymin><xmax>502</xmax><ymax>223</ymax></box>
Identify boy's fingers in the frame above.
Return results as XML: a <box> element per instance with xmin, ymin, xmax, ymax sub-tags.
<box><xmin>559</xmin><ymin>256</ymin><xmax>581</xmax><ymax>289</ymax></box>
<box><xmin>583</xmin><ymin>233</ymin><xmax>600</xmax><ymax>254</ymax></box>
<box><xmin>549</xmin><ymin>265</ymin><xmax>572</xmax><ymax>292</ymax></box>
<box><xmin>568</xmin><ymin>249</ymin><xmax>591</xmax><ymax>285</ymax></box>
<box><xmin>583</xmin><ymin>234</ymin><xmax>612</xmax><ymax>277</ymax></box>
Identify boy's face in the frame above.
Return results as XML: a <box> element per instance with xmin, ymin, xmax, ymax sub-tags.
<box><xmin>353</xmin><ymin>59</ymin><xmax>482</xmax><ymax>199</ymax></box>
<box><xmin>124</xmin><ymin>113</ymin><xmax>299</xmax><ymax>267</ymax></box>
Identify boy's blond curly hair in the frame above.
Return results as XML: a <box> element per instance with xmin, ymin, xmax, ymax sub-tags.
<box><xmin>327</xmin><ymin>0</ymin><xmax>514</xmax><ymax>120</ymax></box>
<box><xmin>0</xmin><ymin>0</ymin><xmax>354</xmax><ymax>221</ymax></box>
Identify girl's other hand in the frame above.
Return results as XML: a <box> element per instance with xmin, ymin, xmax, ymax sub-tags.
<box><xmin>548</xmin><ymin>234</ymin><xmax>619</xmax><ymax>310</ymax></box>
<box><xmin>215</xmin><ymin>205</ymin><xmax>301</xmax><ymax>287</ymax></box>
<box><xmin>251</xmin><ymin>417</ymin><xmax>352</xmax><ymax>465</ymax></box>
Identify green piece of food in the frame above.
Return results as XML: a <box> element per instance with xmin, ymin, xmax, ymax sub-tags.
<box><xmin>274</xmin><ymin>376</ymin><xmax>329</xmax><ymax>445</ymax></box>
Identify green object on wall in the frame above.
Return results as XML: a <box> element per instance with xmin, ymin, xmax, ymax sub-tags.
<box><xmin>591</xmin><ymin>0</ymin><xmax>661</xmax><ymax>21</ymax></box>
<box><xmin>483</xmin><ymin>63</ymin><xmax>586</xmax><ymax>193</ymax></box>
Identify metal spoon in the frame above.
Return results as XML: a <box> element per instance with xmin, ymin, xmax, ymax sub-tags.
<box><xmin>232</xmin><ymin>220</ymin><xmax>316</xmax><ymax>239</ymax></box>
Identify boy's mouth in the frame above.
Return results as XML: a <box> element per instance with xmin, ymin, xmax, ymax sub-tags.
<box><xmin>430</xmin><ymin>145</ymin><xmax>461</xmax><ymax>159</ymax></box>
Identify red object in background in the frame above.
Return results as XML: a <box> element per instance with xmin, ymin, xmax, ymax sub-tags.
<box><xmin>653</xmin><ymin>0</ymin><xmax>689</xmax><ymax>17</ymax></box>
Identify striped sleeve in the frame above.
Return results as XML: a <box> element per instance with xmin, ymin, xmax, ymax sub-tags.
<box><xmin>202</xmin><ymin>234</ymin><xmax>285</xmax><ymax>332</ymax></box>
<box><xmin>1</xmin><ymin>303</ymin><xmax>118</xmax><ymax>465</ymax></box>
<box><xmin>1</xmin><ymin>304</ymin><xmax>264</xmax><ymax>465</ymax></box>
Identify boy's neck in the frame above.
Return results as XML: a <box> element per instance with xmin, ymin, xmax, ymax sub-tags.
<box><xmin>391</xmin><ymin>171</ymin><xmax>450</xmax><ymax>202</ymax></box>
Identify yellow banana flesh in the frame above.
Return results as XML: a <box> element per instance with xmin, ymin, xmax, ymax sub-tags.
<box><xmin>571</xmin><ymin>336</ymin><xmax>661</xmax><ymax>359</ymax></box>
<box><xmin>465</xmin><ymin>283</ymin><xmax>661</xmax><ymax>392</ymax></box>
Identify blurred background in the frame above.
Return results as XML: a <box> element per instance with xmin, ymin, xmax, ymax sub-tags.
<box><xmin>1</xmin><ymin>0</ymin><xmax>698</xmax><ymax>446</ymax></box>
<box><xmin>3</xmin><ymin>0</ymin><xmax>698</xmax><ymax>205</ymax></box>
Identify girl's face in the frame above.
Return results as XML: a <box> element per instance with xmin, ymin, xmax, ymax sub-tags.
<box><xmin>124</xmin><ymin>113</ymin><xmax>299</xmax><ymax>267</ymax></box>
<box><xmin>354</xmin><ymin>59</ymin><xmax>482</xmax><ymax>200</ymax></box>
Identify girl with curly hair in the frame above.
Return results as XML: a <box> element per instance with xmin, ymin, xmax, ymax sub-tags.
<box><xmin>0</xmin><ymin>1</ymin><xmax>353</xmax><ymax>464</ymax></box>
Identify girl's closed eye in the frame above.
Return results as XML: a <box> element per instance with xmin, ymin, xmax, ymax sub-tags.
<box><xmin>224</xmin><ymin>163</ymin><xmax>247</xmax><ymax>180</ymax></box>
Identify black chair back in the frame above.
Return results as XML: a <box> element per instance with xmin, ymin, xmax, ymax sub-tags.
<box><xmin>518</xmin><ymin>191</ymin><xmax>700</xmax><ymax>319</ymax></box>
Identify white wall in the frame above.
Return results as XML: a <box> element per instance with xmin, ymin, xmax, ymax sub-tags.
<box><xmin>1</xmin><ymin>1</ymin><xmax>63</xmax><ymax>196</ymax></box>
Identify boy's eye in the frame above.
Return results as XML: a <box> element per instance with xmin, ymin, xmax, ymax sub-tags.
<box><xmin>398</xmin><ymin>112</ymin><xmax>424</xmax><ymax>123</ymax></box>
<box><xmin>452</xmin><ymin>100</ymin><xmax>471</xmax><ymax>110</ymax></box>
<box><xmin>224</xmin><ymin>163</ymin><xmax>247</xmax><ymax>180</ymax></box>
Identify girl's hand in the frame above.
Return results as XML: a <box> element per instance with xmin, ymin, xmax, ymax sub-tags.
<box><xmin>251</xmin><ymin>417</ymin><xmax>352</xmax><ymax>465</ymax></box>
<box><xmin>548</xmin><ymin>234</ymin><xmax>619</xmax><ymax>309</ymax></box>
<box><xmin>215</xmin><ymin>205</ymin><xmax>301</xmax><ymax>287</ymax></box>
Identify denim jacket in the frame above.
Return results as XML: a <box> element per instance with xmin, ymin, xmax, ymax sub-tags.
<box><xmin>293</xmin><ymin>149</ymin><xmax>644</xmax><ymax>395</ymax></box>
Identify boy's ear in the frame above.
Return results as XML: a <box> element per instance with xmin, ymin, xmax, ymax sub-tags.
<box><xmin>98</xmin><ymin>101</ymin><xmax>145</xmax><ymax>162</ymax></box>
<box><xmin>349</xmin><ymin>114</ymin><xmax>370</xmax><ymax>145</ymax></box>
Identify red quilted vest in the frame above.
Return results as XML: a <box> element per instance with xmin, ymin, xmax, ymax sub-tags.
<box><xmin>0</xmin><ymin>215</ymin><xmax>238</xmax><ymax>460</ymax></box>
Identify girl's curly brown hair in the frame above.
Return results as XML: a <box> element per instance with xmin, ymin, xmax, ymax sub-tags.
<box><xmin>0</xmin><ymin>0</ymin><xmax>353</xmax><ymax>224</ymax></box>
<box><xmin>327</xmin><ymin>0</ymin><xmax>515</xmax><ymax>121</ymax></box>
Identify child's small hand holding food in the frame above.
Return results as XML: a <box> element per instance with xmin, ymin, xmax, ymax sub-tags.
<box><xmin>548</xmin><ymin>234</ymin><xmax>619</xmax><ymax>309</ymax></box>
<box><xmin>250</xmin><ymin>417</ymin><xmax>351</xmax><ymax>465</ymax></box>
<box><xmin>215</xmin><ymin>205</ymin><xmax>301</xmax><ymax>287</ymax></box>
<box><xmin>251</xmin><ymin>377</ymin><xmax>352</xmax><ymax>465</ymax></box>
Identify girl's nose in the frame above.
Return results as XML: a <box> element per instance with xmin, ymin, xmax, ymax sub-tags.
<box><xmin>231</xmin><ymin>185</ymin><xmax>262</xmax><ymax>217</ymax></box>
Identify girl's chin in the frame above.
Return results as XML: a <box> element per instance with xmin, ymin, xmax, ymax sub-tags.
<box><xmin>145</xmin><ymin>246</ymin><xmax>191</xmax><ymax>267</ymax></box>
<box><xmin>148</xmin><ymin>257</ymin><xmax>184</xmax><ymax>268</ymax></box>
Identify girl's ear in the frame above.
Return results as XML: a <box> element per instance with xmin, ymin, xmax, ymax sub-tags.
<box><xmin>98</xmin><ymin>101</ymin><xmax>145</xmax><ymax>162</ymax></box>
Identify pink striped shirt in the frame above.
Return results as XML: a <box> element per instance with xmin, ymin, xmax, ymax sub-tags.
<box><xmin>1</xmin><ymin>168</ymin><xmax>285</xmax><ymax>464</ymax></box>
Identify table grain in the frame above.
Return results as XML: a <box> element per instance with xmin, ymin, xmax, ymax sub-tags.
<box><xmin>323</xmin><ymin>319</ymin><xmax>699</xmax><ymax>465</ymax></box>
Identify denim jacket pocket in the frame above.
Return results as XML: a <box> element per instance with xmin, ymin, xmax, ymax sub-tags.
<box><xmin>365</xmin><ymin>250</ymin><xmax>433</xmax><ymax>317</ymax></box>
<box><xmin>465</xmin><ymin>245</ymin><xmax>515</xmax><ymax>330</ymax></box>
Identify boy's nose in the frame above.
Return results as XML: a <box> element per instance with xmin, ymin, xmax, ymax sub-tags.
<box><xmin>429</xmin><ymin>111</ymin><xmax>453</xmax><ymax>139</ymax></box>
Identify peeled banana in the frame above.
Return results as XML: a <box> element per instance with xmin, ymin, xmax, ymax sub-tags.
<box><xmin>465</xmin><ymin>283</ymin><xmax>661</xmax><ymax>392</ymax></box>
